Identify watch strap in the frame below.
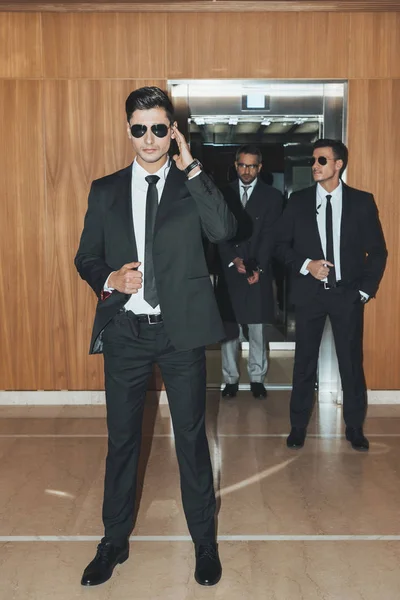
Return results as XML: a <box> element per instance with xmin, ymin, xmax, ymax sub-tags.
<box><xmin>184</xmin><ymin>159</ymin><xmax>202</xmax><ymax>176</ymax></box>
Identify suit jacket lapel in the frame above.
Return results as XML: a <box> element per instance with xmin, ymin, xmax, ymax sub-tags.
<box><xmin>308</xmin><ymin>185</ymin><xmax>324</xmax><ymax>257</ymax></box>
<box><xmin>112</xmin><ymin>164</ymin><xmax>138</xmax><ymax>262</ymax></box>
<box><xmin>154</xmin><ymin>161</ymin><xmax>186</xmax><ymax>235</ymax></box>
<box><xmin>340</xmin><ymin>182</ymin><xmax>352</xmax><ymax>257</ymax></box>
<box><xmin>244</xmin><ymin>178</ymin><xmax>262</xmax><ymax>214</ymax></box>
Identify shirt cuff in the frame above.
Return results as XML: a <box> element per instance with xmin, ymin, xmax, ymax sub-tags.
<box><xmin>187</xmin><ymin>169</ymin><xmax>202</xmax><ymax>180</ymax></box>
<box><xmin>300</xmin><ymin>258</ymin><xmax>312</xmax><ymax>276</ymax></box>
<box><xmin>359</xmin><ymin>291</ymin><xmax>369</xmax><ymax>300</ymax></box>
<box><xmin>104</xmin><ymin>273</ymin><xmax>115</xmax><ymax>292</ymax></box>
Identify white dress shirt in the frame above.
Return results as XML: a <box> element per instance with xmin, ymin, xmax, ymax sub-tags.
<box><xmin>300</xmin><ymin>181</ymin><xmax>343</xmax><ymax>280</ymax></box>
<box><xmin>239</xmin><ymin>177</ymin><xmax>257</xmax><ymax>204</ymax></box>
<box><xmin>300</xmin><ymin>181</ymin><xmax>368</xmax><ymax>300</ymax></box>
<box><xmin>105</xmin><ymin>158</ymin><xmax>201</xmax><ymax>314</ymax></box>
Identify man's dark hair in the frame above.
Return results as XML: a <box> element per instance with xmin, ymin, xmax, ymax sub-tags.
<box><xmin>235</xmin><ymin>145</ymin><xmax>262</xmax><ymax>164</ymax></box>
<box><xmin>125</xmin><ymin>87</ymin><xmax>175</xmax><ymax>123</ymax></box>
<box><xmin>313</xmin><ymin>138</ymin><xmax>348</xmax><ymax>177</ymax></box>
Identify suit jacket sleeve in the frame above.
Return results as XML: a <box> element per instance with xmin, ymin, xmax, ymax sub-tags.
<box><xmin>274</xmin><ymin>193</ymin><xmax>309</xmax><ymax>272</ymax></box>
<box><xmin>185</xmin><ymin>172</ymin><xmax>237</xmax><ymax>243</ymax></box>
<box><xmin>74</xmin><ymin>181</ymin><xmax>113</xmax><ymax>298</ymax></box>
<box><xmin>257</xmin><ymin>188</ymin><xmax>283</xmax><ymax>272</ymax></box>
<box><xmin>218</xmin><ymin>240</ymin><xmax>239</xmax><ymax>266</ymax></box>
<box><xmin>217</xmin><ymin>186</ymin><xmax>253</xmax><ymax>266</ymax></box>
<box><xmin>360</xmin><ymin>194</ymin><xmax>388</xmax><ymax>297</ymax></box>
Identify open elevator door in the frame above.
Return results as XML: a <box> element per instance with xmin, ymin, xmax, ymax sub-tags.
<box><xmin>169</xmin><ymin>80</ymin><xmax>347</xmax><ymax>402</ymax></box>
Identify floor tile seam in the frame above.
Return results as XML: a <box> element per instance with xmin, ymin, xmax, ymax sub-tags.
<box><xmin>1</xmin><ymin>535</ymin><xmax>400</xmax><ymax>542</ymax></box>
<box><xmin>0</xmin><ymin>433</ymin><xmax>400</xmax><ymax>438</ymax></box>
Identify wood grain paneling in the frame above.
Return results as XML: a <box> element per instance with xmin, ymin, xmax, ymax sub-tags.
<box><xmin>42</xmin><ymin>12</ymin><xmax>166</xmax><ymax>79</ymax></box>
<box><xmin>0</xmin><ymin>13</ymin><xmax>42</xmax><ymax>77</ymax></box>
<box><xmin>349</xmin><ymin>13</ymin><xmax>400</xmax><ymax>78</ymax></box>
<box><xmin>0</xmin><ymin>81</ymin><xmax>45</xmax><ymax>389</ymax></box>
<box><xmin>347</xmin><ymin>79</ymin><xmax>400</xmax><ymax>389</ymax></box>
<box><xmin>44</xmin><ymin>79</ymin><xmax>165</xmax><ymax>389</ymax></box>
<box><xmin>2</xmin><ymin>1</ymin><xmax>400</xmax><ymax>12</ymax></box>
<box><xmin>166</xmin><ymin>12</ymin><xmax>351</xmax><ymax>79</ymax></box>
<box><xmin>1</xmin><ymin>8</ymin><xmax>399</xmax><ymax>391</ymax></box>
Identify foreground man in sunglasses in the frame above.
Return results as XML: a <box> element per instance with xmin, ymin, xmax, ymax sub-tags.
<box><xmin>275</xmin><ymin>139</ymin><xmax>387</xmax><ymax>451</ymax></box>
<box><xmin>75</xmin><ymin>86</ymin><xmax>236</xmax><ymax>587</ymax></box>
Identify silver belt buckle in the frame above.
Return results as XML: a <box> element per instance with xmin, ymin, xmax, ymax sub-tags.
<box><xmin>148</xmin><ymin>314</ymin><xmax>158</xmax><ymax>324</ymax></box>
<box><xmin>323</xmin><ymin>282</ymin><xmax>330</xmax><ymax>290</ymax></box>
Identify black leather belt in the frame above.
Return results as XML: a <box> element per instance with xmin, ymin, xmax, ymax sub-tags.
<box><xmin>321</xmin><ymin>280</ymin><xmax>342</xmax><ymax>290</ymax></box>
<box><xmin>136</xmin><ymin>313</ymin><xmax>163</xmax><ymax>324</ymax></box>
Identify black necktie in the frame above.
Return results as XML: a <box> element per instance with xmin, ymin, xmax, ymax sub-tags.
<box><xmin>144</xmin><ymin>175</ymin><xmax>160</xmax><ymax>308</ymax></box>
<box><xmin>325</xmin><ymin>194</ymin><xmax>336</xmax><ymax>286</ymax></box>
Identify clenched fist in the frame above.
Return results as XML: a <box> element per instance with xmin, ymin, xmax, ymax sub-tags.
<box><xmin>307</xmin><ymin>259</ymin><xmax>334</xmax><ymax>281</ymax></box>
<box><xmin>108</xmin><ymin>262</ymin><xmax>143</xmax><ymax>294</ymax></box>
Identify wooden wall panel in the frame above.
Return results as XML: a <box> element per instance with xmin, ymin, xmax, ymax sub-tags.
<box><xmin>1</xmin><ymin>9</ymin><xmax>400</xmax><ymax>391</ymax></box>
<box><xmin>0</xmin><ymin>13</ymin><xmax>42</xmax><ymax>77</ymax></box>
<box><xmin>349</xmin><ymin>13</ymin><xmax>400</xmax><ymax>78</ymax></box>
<box><xmin>3</xmin><ymin>1</ymin><xmax>400</xmax><ymax>12</ymax></box>
<box><xmin>42</xmin><ymin>13</ymin><xmax>166</xmax><ymax>79</ymax></box>
<box><xmin>166</xmin><ymin>12</ymin><xmax>351</xmax><ymax>79</ymax></box>
<box><xmin>347</xmin><ymin>79</ymin><xmax>400</xmax><ymax>389</ymax></box>
<box><xmin>43</xmin><ymin>78</ymin><xmax>165</xmax><ymax>389</ymax></box>
<box><xmin>0</xmin><ymin>81</ymin><xmax>46</xmax><ymax>389</ymax></box>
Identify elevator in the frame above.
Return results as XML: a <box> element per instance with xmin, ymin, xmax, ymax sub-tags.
<box><xmin>169</xmin><ymin>80</ymin><xmax>347</xmax><ymax>402</ymax></box>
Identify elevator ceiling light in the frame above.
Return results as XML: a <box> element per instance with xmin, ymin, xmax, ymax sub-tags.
<box><xmin>169</xmin><ymin>80</ymin><xmax>345</xmax><ymax>99</ymax></box>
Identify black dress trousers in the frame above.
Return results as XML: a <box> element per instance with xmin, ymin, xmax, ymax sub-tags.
<box><xmin>290</xmin><ymin>287</ymin><xmax>367</xmax><ymax>429</ymax></box>
<box><xmin>101</xmin><ymin>310</ymin><xmax>216</xmax><ymax>545</ymax></box>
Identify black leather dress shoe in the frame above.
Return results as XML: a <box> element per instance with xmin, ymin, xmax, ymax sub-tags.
<box><xmin>194</xmin><ymin>543</ymin><xmax>222</xmax><ymax>586</ymax></box>
<box><xmin>81</xmin><ymin>538</ymin><xmax>129</xmax><ymax>586</ymax></box>
<box><xmin>286</xmin><ymin>427</ymin><xmax>306</xmax><ymax>449</ymax></box>
<box><xmin>345</xmin><ymin>427</ymin><xmax>369</xmax><ymax>451</ymax></box>
<box><xmin>222</xmin><ymin>383</ymin><xmax>238</xmax><ymax>398</ymax></box>
<box><xmin>250</xmin><ymin>382</ymin><xmax>267</xmax><ymax>398</ymax></box>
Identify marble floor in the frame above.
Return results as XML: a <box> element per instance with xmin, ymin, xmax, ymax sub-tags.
<box><xmin>206</xmin><ymin>348</ymin><xmax>293</xmax><ymax>387</ymax></box>
<box><xmin>1</xmin><ymin>393</ymin><xmax>400</xmax><ymax>599</ymax></box>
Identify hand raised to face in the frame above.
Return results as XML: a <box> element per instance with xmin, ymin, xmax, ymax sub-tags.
<box><xmin>171</xmin><ymin>124</ymin><xmax>195</xmax><ymax>171</ymax></box>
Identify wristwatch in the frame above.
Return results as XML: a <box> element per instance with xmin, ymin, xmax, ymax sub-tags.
<box><xmin>184</xmin><ymin>159</ymin><xmax>202</xmax><ymax>176</ymax></box>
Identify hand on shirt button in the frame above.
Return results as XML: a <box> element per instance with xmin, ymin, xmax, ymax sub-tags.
<box><xmin>108</xmin><ymin>262</ymin><xmax>142</xmax><ymax>294</ymax></box>
<box><xmin>307</xmin><ymin>259</ymin><xmax>334</xmax><ymax>280</ymax></box>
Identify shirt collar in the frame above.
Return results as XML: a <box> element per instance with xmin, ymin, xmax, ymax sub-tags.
<box><xmin>317</xmin><ymin>180</ymin><xmax>342</xmax><ymax>203</ymax></box>
<box><xmin>240</xmin><ymin>177</ymin><xmax>258</xmax><ymax>193</ymax></box>
<box><xmin>132</xmin><ymin>157</ymin><xmax>171</xmax><ymax>182</ymax></box>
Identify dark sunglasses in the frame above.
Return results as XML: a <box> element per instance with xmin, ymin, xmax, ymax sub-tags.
<box><xmin>130</xmin><ymin>124</ymin><xmax>170</xmax><ymax>138</ymax></box>
<box><xmin>309</xmin><ymin>156</ymin><xmax>336</xmax><ymax>166</ymax></box>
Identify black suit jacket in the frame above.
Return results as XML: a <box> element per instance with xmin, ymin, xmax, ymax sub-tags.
<box><xmin>275</xmin><ymin>182</ymin><xmax>387</xmax><ymax>306</ymax></box>
<box><xmin>75</xmin><ymin>162</ymin><xmax>237</xmax><ymax>353</ymax></box>
<box><xmin>216</xmin><ymin>178</ymin><xmax>283</xmax><ymax>324</ymax></box>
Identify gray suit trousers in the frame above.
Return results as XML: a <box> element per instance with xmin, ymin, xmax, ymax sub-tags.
<box><xmin>221</xmin><ymin>323</ymin><xmax>268</xmax><ymax>384</ymax></box>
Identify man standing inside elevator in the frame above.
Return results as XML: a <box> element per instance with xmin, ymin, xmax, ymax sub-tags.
<box><xmin>216</xmin><ymin>145</ymin><xmax>283</xmax><ymax>398</ymax></box>
<box><xmin>75</xmin><ymin>87</ymin><xmax>236</xmax><ymax>587</ymax></box>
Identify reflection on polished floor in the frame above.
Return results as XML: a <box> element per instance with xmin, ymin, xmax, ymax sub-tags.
<box><xmin>206</xmin><ymin>349</ymin><xmax>294</xmax><ymax>388</ymax></box>
<box><xmin>1</xmin><ymin>393</ymin><xmax>400</xmax><ymax>599</ymax></box>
